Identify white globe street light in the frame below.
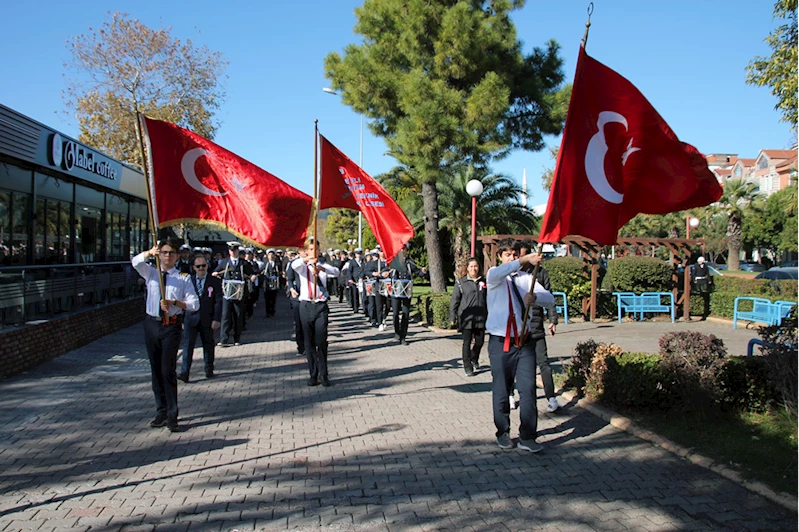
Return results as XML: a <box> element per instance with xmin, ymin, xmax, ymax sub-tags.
<box><xmin>466</xmin><ymin>179</ymin><xmax>484</xmax><ymax>257</ymax></box>
<box><xmin>686</xmin><ymin>215</ymin><xmax>700</xmax><ymax>239</ymax></box>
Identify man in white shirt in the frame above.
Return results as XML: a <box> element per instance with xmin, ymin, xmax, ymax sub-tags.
<box><xmin>291</xmin><ymin>239</ymin><xmax>340</xmax><ymax>387</ymax></box>
<box><xmin>485</xmin><ymin>238</ymin><xmax>554</xmax><ymax>453</ymax></box>
<box><xmin>132</xmin><ymin>239</ymin><xmax>199</xmax><ymax>433</ymax></box>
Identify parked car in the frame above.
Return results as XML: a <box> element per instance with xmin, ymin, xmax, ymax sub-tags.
<box><xmin>755</xmin><ymin>267</ymin><xmax>799</xmax><ymax>280</ymax></box>
<box><xmin>779</xmin><ymin>260</ymin><xmax>798</xmax><ymax>268</ymax></box>
<box><xmin>706</xmin><ymin>262</ymin><xmax>727</xmax><ymax>274</ymax></box>
<box><xmin>739</xmin><ymin>261</ymin><xmax>766</xmax><ymax>272</ymax></box>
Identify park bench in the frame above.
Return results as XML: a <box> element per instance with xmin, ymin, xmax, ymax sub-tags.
<box><xmin>733</xmin><ymin>297</ymin><xmax>796</xmax><ymax>329</ymax></box>
<box><xmin>552</xmin><ymin>291</ymin><xmax>569</xmax><ymax>324</ymax></box>
<box><xmin>612</xmin><ymin>291</ymin><xmax>675</xmax><ymax>323</ymax></box>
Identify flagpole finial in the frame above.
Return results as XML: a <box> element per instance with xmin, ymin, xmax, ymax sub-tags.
<box><xmin>581</xmin><ymin>2</ymin><xmax>594</xmax><ymax>49</ymax></box>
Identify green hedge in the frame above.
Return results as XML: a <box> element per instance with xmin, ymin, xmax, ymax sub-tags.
<box><xmin>716</xmin><ymin>356</ymin><xmax>775</xmax><ymax>413</ymax></box>
<box><xmin>416</xmin><ymin>292</ymin><xmax>453</xmax><ymax>329</ymax></box>
<box><xmin>545</xmin><ymin>257</ymin><xmax>588</xmax><ymax>319</ymax></box>
<box><xmin>605</xmin><ymin>257</ymin><xmax>672</xmax><ymax>293</ymax></box>
<box><xmin>599</xmin><ymin>352</ymin><xmax>672</xmax><ymax>410</ymax></box>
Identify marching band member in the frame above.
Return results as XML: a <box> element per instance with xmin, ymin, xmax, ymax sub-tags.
<box><xmin>263</xmin><ymin>249</ymin><xmax>281</xmax><ymax>317</ymax></box>
<box><xmin>347</xmin><ymin>248</ymin><xmax>364</xmax><ymax>313</ymax></box>
<box><xmin>389</xmin><ymin>245</ymin><xmax>427</xmax><ymax>344</ymax></box>
<box><xmin>212</xmin><ymin>242</ymin><xmax>256</xmax><ymax>347</ymax></box>
<box><xmin>132</xmin><ymin>239</ymin><xmax>199</xmax><ymax>433</ymax></box>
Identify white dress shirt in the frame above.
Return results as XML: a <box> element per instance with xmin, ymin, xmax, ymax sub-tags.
<box><xmin>132</xmin><ymin>251</ymin><xmax>200</xmax><ymax>318</ymax></box>
<box><xmin>485</xmin><ymin>259</ymin><xmax>554</xmax><ymax>337</ymax></box>
<box><xmin>291</xmin><ymin>257</ymin><xmax>340</xmax><ymax>302</ymax></box>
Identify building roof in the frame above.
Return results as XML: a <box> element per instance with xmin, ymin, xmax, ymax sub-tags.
<box><xmin>775</xmin><ymin>154</ymin><xmax>798</xmax><ymax>171</ymax></box>
<box><xmin>737</xmin><ymin>158</ymin><xmax>756</xmax><ymax>167</ymax></box>
<box><xmin>761</xmin><ymin>149</ymin><xmax>797</xmax><ymax>160</ymax></box>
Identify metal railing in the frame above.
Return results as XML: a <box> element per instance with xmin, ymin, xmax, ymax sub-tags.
<box><xmin>0</xmin><ymin>261</ymin><xmax>144</xmax><ymax>328</ymax></box>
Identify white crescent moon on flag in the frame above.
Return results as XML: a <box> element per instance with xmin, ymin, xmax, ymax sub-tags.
<box><xmin>584</xmin><ymin>111</ymin><xmax>631</xmax><ymax>205</ymax></box>
<box><xmin>181</xmin><ymin>148</ymin><xmax>227</xmax><ymax>197</ymax></box>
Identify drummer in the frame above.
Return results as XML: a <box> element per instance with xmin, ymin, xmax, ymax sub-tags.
<box><xmin>347</xmin><ymin>248</ymin><xmax>364</xmax><ymax>314</ymax></box>
<box><xmin>212</xmin><ymin>241</ymin><xmax>257</xmax><ymax>347</ymax></box>
<box><xmin>263</xmin><ymin>248</ymin><xmax>281</xmax><ymax>317</ymax></box>
<box><xmin>390</xmin><ymin>243</ymin><xmax>427</xmax><ymax>345</ymax></box>
<box><xmin>360</xmin><ymin>248</ymin><xmax>388</xmax><ymax>328</ymax></box>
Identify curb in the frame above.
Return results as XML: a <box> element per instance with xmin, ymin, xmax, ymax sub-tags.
<box><xmin>559</xmin><ymin>390</ymin><xmax>798</xmax><ymax>513</ymax></box>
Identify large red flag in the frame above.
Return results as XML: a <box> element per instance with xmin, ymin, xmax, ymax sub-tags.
<box><xmin>539</xmin><ymin>46</ymin><xmax>722</xmax><ymax>245</ymax></box>
<box><xmin>141</xmin><ymin>117</ymin><xmax>312</xmax><ymax>247</ymax></box>
<box><xmin>318</xmin><ymin>135</ymin><xmax>413</xmax><ymax>262</ymax></box>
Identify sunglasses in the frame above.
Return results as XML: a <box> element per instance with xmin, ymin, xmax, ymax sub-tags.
<box><xmin>194</xmin><ymin>264</ymin><xmax>208</xmax><ymax>268</ymax></box>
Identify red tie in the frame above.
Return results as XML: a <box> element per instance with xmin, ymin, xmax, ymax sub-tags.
<box><xmin>504</xmin><ymin>280</ymin><xmax>519</xmax><ymax>352</ymax></box>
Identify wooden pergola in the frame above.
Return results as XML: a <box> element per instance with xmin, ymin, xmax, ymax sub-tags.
<box><xmin>477</xmin><ymin>235</ymin><xmax>704</xmax><ymax>321</ymax></box>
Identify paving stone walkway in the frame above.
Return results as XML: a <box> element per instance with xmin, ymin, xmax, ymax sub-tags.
<box><xmin>0</xmin><ymin>296</ymin><xmax>795</xmax><ymax>531</ymax></box>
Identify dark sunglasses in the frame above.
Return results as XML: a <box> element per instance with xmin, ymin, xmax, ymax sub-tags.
<box><xmin>194</xmin><ymin>264</ymin><xmax>208</xmax><ymax>268</ymax></box>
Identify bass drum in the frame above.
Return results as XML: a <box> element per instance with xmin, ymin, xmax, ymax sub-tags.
<box><xmin>222</xmin><ymin>279</ymin><xmax>245</xmax><ymax>301</ymax></box>
<box><xmin>391</xmin><ymin>279</ymin><xmax>413</xmax><ymax>298</ymax></box>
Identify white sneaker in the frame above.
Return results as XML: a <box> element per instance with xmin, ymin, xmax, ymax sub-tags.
<box><xmin>378</xmin><ymin>324</ymin><xmax>385</xmax><ymax>331</ymax></box>
<box><xmin>546</xmin><ymin>397</ymin><xmax>560</xmax><ymax>413</ymax></box>
<box><xmin>509</xmin><ymin>395</ymin><xmax>518</xmax><ymax>410</ymax></box>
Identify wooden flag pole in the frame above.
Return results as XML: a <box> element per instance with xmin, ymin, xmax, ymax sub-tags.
<box><xmin>312</xmin><ymin>120</ymin><xmax>319</xmax><ymax>299</ymax></box>
<box><xmin>135</xmin><ymin>112</ymin><xmax>167</xmax><ymax>322</ymax></box>
<box><xmin>581</xmin><ymin>2</ymin><xmax>594</xmax><ymax>48</ymax></box>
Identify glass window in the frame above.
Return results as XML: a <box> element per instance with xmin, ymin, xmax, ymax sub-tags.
<box><xmin>0</xmin><ymin>190</ymin><xmax>9</xmax><ymax>265</ymax></box>
<box><xmin>106</xmin><ymin>194</ymin><xmax>129</xmax><ymax>261</ymax></box>
<box><xmin>11</xmin><ymin>192</ymin><xmax>30</xmax><ymax>265</ymax></box>
<box><xmin>757</xmin><ymin>157</ymin><xmax>769</xmax><ymax>170</ymax></box>
<box><xmin>35</xmin><ymin>173</ymin><xmax>73</xmax><ymax>202</ymax></box>
<box><xmin>0</xmin><ymin>164</ymin><xmax>32</xmax><ymax>194</ymax></box>
<box><xmin>60</xmin><ymin>202</ymin><xmax>72</xmax><ymax>263</ymax></box>
<box><xmin>76</xmin><ymin>204</ymin><xmax>102</xmax><ymax>263</ymax></box>
<box><xmin>35</xmin><ymin>197</ymin><xmax>46</xmax><ymax>264</ymax></box>
<box><xmin>46</xmin><ymin>201</ymin><xmax>61</xmax><ymax>264</ymax></box>
<box><xmin>130</xmin><ymin>200</ymin><xmax>149</xmax><ymax>258</ymax></box>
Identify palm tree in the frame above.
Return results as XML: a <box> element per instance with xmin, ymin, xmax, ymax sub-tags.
<box><xmin>720</xmin><ymin>179</ymin><xmax>760</xmax><ymax>271</ymax></box>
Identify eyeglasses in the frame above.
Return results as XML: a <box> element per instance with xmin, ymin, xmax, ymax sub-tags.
<box><xmin>194</xmin><ymin>264</ymin><xmax>208</xmax><ymax>268</ymax></box>
<box><xmin>160</xmin><ymin>251</ymin><xmax>177</xmax><ymax>256</ymax></box>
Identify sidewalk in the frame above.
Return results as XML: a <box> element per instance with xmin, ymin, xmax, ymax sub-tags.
<box><xmin>0</xmin><ymin>296</ymin><xmax>795</xmax><ymax>531</ymax></box>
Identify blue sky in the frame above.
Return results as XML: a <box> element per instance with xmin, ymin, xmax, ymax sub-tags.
<box><xmin>1</xmin><ymin>1</ymin><xmax>793</xmax><ymax>208</ymax></box>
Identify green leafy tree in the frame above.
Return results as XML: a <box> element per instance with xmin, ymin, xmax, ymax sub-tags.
<box><xmin>746</xmin><ymin>0</ymin><xmax>798</xmax><ymax>131</ymax></box>
<box><xmin>323</xmin><ymin>209</ymin><xmax>376</xmax><ymax>251</ymax></box>
<box><xmin>63</xmin><ymin>11</ymin><xmax>228</xmax><ymax>168</ymax></box>
<box><xmin>324</xmin><ymin>0</ymin><xmax>566</xmax><ymax>291</ymax></box>
<box><xmin>720</xmin><ymin>179</ymin><xmax>760</xmax><ymax>270</ymax></box>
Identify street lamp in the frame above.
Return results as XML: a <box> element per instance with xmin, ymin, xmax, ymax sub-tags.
<box><xmin>466</xmin><ymin>179</ymin><xmax>484</xmax><ymax>257</ymax></box>
<box><xmin>322</xmin><ymin>87</ymin><xmax>363</xmax><ymax>249</ymax></box>
<box><xmin>686</xmin><ymin>216</ymin><xmax>700</xmax><ymax>239</ymax></box>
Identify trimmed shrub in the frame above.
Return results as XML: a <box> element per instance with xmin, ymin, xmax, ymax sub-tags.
<box><xmin>716</xmin><ymin>356</ymin><xmax>774</xmax><ymax>413</ymax></box>
<box><xmin>659</xmin><ymin>331</ymin><xmax>727</xmax><ymax>410</ymax></box>
<box><xmin>606</xmin><ymin>257</ymin><xmax>672</xmax><ymax>293</ymax></box>
<box><xmin>417</xmin><ymin>292</ymin><xmax>453</xmax><ymax>328</ymax></box>
<box><xmin>597</xmin><ymin>352</ymin><xmax>672</xmax><ymax>410</ymax></box>
<box><xmin>544</xmin><ymin>257</ymin><xmax>588</xmax><ymax>319</ymax></box>
<box><xmin>585</xmin><ymin>343</ymin><xmax>624</xmax><ymax>399</ymax></box>
<box><xmin>760</xmin><ymin>317</ymin><xmax>798</xmax><ymax>416</ymax></box>
<box><xmin>564</xmin><ymin>339</ymin><xmax>599</xmax><ymax>394</ymax></box>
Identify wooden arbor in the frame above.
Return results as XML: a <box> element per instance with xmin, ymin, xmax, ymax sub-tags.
<box><xmin>477</xmin><ymin>235</ymin><xmax>704</xmax><ymax>321</ymax></box>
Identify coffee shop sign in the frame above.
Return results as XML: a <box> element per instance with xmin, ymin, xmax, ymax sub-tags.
<box><xmin>50</xmin><ymin>133</ymin><xmax>118</xmax><ymax>180</ymax></box>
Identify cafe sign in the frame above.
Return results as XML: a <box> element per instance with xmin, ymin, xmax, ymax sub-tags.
<box><xmin>49</xmin><ymin>133</ymin><xmax>118</xmax><ymax>181</ymax></box>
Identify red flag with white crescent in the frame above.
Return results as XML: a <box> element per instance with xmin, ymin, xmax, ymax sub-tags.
<box><xmin>141</xmin><ymin>117</ymin><xmax>312</xmax><ymax>247</ymax></box>
<box><xmin>539</xmin><ymin>46</ymin><xmax>722</xmax><ymax>245</ymax></box>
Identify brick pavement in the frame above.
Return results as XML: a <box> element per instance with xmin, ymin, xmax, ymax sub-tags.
<box><xmin>0</xmin><ymin>296</ymin><xmax>795</xmax><ymax>531</ymax></box>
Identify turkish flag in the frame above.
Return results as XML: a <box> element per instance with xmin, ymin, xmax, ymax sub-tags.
<box><xmin>539</xmin><ymin>47</ymin><xmax>722</xmax><ymax>245</ymax></box>
<box><xmin>141</xmin><ymin>116</ymin><xmax>312</xmax><ymax>247</ymax></box>
<box><xmin>318</xmin><ymin>135</ymin><xmax>414</xmax><ymax>262</ymax></box>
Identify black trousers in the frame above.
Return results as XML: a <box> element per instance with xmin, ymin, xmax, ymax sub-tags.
<box><xmin>461</xmin><ymin>327</ymin><xmax>485</xmax><ymax>372</ymax></box>
<box><xmin>391</xmin><ymin>296</ymin><xmax>411</xmax><ymax>339</ymax></box>
<box><xmin>221</xmin><ymin>298</ymin><xmax>244</xmax><ymax>343</ymax></box>
<box><xmin>180</xmin><ymin>320</ymin><xmax>215</xmax><ymax>376</ymax></box>
<box><xmin>349</xmin><ymin>283</ymin><xmax>360</xmax><ymax>311</ymax></box>
<box><xmin>264</xmin><ymin>289</ymin><xmax>278</xmax><ymax>316</ymax></box>
<box><xmin>488</xmin><ymin>334</ymin><xmax>539</xmax><ymax>440</ymax></box>
<box><xmin>370</xmin><ymin>293</ymin><xmax>388</xmax><ymax>325</ymax></box>
<box><xmin>144</xmin><ymin>316</ymin><xmax>183</xmax><ymax>420</ymax></box>
<box><xmin>290</xmin><ymin>297</ymin><xmax>305</xmax><ymax>353</ymax></box>
<box><xmin>300</xmin><ymin>301</ymin><xmax>330</xmax><ymax>380</ymax></box>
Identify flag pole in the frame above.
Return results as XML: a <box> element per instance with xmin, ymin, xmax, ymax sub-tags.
<box><xmin>313</xmin><ymin>120</ymin><xmax>319</xmax><ymax>299</ymax></box>
<box><xmin>581</xmin><ymin>2</ymin><xmax>594</xmax><ymax>48</ymax></box>
<box><xmin>135</xmin><ymin>112</ymin><xmax>167</xmax><ymax>323</ymax></box>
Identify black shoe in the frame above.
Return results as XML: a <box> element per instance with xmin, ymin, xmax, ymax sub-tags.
<box><xmin>307</xmin><ymin>378</ymin><xmax>318</xmax><ymax>387</ymax></box>
<box><xmin>394</xmin><ymin>334</ymin><xmax>400</xmax><ymax>341</ymax></box>
<box><xmin>465</xmin><ymin>370</ymin><xmax>475</xmax><ymax>377</ymax></box>
<box><xmin>321</xmin><ymin>377</ymin><xmax>331</xmax><ymax>387</ymax></box>
<box><xmin>149</xmin><ymin>415</ymin><xmax>167</xmax><ymax>428</ymax></box>
<box><xmin>401</xmin><ymin>339</ymin><xmax>409</xmax><ymax>346</ymax></box>
<box><xmin>166</xmin><ymin>418</ymin><xmax>183</xmax><ymax>433</ymax></box>
<box><xmin>205</xmin><ymin>370</ymin><xmax>214</xmax><ymax>379</ymax></box>
<box><xmin>177</xmin><ymin>373</ymin><xmax>189</xmax><ymax>383</ymax></box>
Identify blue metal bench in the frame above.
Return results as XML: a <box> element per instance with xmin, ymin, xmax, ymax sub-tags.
<box><xmin>613</xmin><ymin>292</ymin><xmax>675</xmax><ymax>323</ymax></box>
<box><xmin>733</xmin><ymin>297</ymin><xmax>796</xmax><ymax>329</ymax></box>
<box><xmin>552</xmin><ymin>291</ymin><xmax>569</xmax><ymax>324</ymax></box>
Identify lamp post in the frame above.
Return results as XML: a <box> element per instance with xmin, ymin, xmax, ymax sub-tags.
<box><xmin>466</xmin><ymin>179</ymin><xmax>484</xmax><ymax>257</ymax></box>
<box><xmin>323</xmin><ymin>87</ymin><xmax>363</xmax><ymax>249</ymax></box>
<box><xmin>686</xmin><ymin>216</ymin><xmax>700</xmax><ymax>239</ymax></box>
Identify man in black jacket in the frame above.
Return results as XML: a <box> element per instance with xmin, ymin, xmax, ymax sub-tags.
<box><xmin>284</xmin><ymin>251</ymin><xmax>305</xmax><ymax>355</ymax></box>
<box><xmin>262</xmin><ymin>249</ymin><xmax>281</xmax><ymax>317</ymax></box>
<box><xmin>691</xmin><ymin>256</ymin><xmax>713</xmax><ymax>320</ymax></box>
<box><xmin>212</xmin><ymin>242</ymin><xmax>257</xmax><ymax>347</ymax></box>
<box><xmin>361</xmin><ymin>249</ymin><xmax>387</xmax><ymax>327</ymax></box>
<box><xmin>449</xmin><ymin>258</ymin><xmax>486</xmax><ymax>374</ymax></box>
<box><xmin>178</xmin><ymin>253</ymin><xmax>223</xmax><ymax>382</ymax></box>
<box><xmin>347</xmin><ymin>249</ymin><xmax>364</xmax><ymax>313</ymax></box>
<box><xmin>390</xmin><ymin>246</ymin><xmax>427</xmax><ymax>344</ymax></box>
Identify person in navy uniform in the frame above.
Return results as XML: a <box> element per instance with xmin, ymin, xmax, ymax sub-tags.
<box><xmin>347</xmin><ymin>249</ymin><xmax>364</xmax><ymax>313</ymax></box>
<box><xmin>263</xmin><ymin>249</ymin><xmax>281</xmax><ymax>317</ymax></box>
<box><xmin>360</xmin><ymin>249</ymin><xmax>385</xmax><ymax>327</ymax></box>
<box><xmin>390</xmin><ymin>245</ymin><xmax>427</xmax><ymax>344</ymax></box>
<box><xmin>291</xmin><ymin>239</ymin><xmax>340</xmax><ymax>386</ymax></box>
<box><xmin>175</xmin><ymin>244</ymin><xmax>193</xmax><ymax>274</ymax></box>
<box><xmin>284</xmin><ymin>250</ymin><xmax>305</xmax><ymax>356</ymax></box>
<box><xmin>212</xmin><ymin>242</ymin><xmax>257</xmax><ymax>347</ymax></box>
<box><xmin>132</xmin><ymin>239</ymin><xmax>199</xmax><ymax>433</ymax></box>
<box><xmin>178</xmin><ymin>252</ymin><xmax>222</xmax><ymax>383</ymax></box>
<box><xmin>691</xmin><ymin>256</ymin><xmax>713</xmax><ymax>320</ymax></box>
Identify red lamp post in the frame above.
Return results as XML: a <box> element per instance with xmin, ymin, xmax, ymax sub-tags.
<box><xmin>466</xmin><ymin>179</ymin><xmax>484</xmax><ymax>257</ymax></box>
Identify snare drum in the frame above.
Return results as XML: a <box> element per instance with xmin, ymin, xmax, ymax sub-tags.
<box><xmin>222</xmin><ymin>279</ymin><xmax>245</xmax><ymax>301</ymax></box>
<box><xmin>266</xmin><ymin>276</ymin><xmax>280</xmax><ymax>290</ymax></box>
<box><xmin>379</xmin><ymin>279</ymin><xmax>392</xmax><ymax>296</ymax></box>
<box><xmin>391</xmin><ymin>279</ymin><xmax>413</xmax><ymax>298</ymax></box>
<box><xmin>364</xmin><ymin>279</ymin><xmax>376</xmax><ymax>296</ymax></box>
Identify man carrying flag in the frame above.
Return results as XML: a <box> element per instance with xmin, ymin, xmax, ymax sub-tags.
<box><xmin>539</xmin><ymin>46</ymin><xmax>722</xmax><ymax>245</ymax></box>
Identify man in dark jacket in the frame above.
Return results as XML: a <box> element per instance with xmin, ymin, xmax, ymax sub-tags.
<box><xmin>691</xmin><ymin>256</ymin><xmax>713</xmax><ymax>320</ymax></box>
<box><xmin>390</xmin><ymin>246</ymin><xmax>427</xmax><ymax>344</ymax></box>
<box><xmin>178</xmin><ymin>253</ymin><xmax>222</xmax><ymax>382</ymax></box>
<box><xmin>347</xmin><ymin>249</ymin><xmax>364</xmax><ymax>313</ymax></box>
<box><xmin>284</xmin><ymin>251</ymin><xmax>305</xmax><ymax>355</ymax></box>
<box><xmin>450</xmin><ymin>257</ymin><xmax>487</xmax><ymax>375</ymax></box>
<box><xmin>262</xmin><ymin>249</ymin><xmax>281</xmax><ymax>317</ymax></box>
<box><xmin>212</xmin><ymin>242</ymin><xmax>257</xmax><ymax>347</ymax></box>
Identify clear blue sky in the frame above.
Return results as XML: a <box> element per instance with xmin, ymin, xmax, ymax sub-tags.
<box><xmin>1</xmin><ymin>1</ymin><xmax>793</xmax><ymax>208</ymax></box>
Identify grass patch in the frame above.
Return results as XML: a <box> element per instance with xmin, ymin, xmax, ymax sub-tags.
<box><xmin>615</xmin><ymin>406</ymin><xmax>798</xmax><ymax>496</ymax></box>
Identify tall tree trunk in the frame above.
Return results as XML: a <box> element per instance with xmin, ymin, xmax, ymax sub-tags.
<box><xmin>422</xmin><ymin>180</ymin><xmax>447</xmax><ymax>292</ymax></box>
<box><xmin>727</xmin><ymin>213</ymin><xmax>742</xmax><ymax>271</ymax></box>
<box><xmin>453</xmin><ymin>225</ymin><xmax>467</xmax><ymax>279</ymax></box>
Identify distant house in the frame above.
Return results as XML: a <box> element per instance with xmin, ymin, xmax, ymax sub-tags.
<box><xmin>729</xmin><ymin>158</ymin><xmax>756</xmax><ymax>184</ymax></box>
<box><xmin>753</xmin><ymin>148</ymin><xmax>798</xmax><ymax>196</ymax></box>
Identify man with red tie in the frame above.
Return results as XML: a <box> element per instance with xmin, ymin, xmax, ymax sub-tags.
<box><xmin>291</xmin><ymin>239</ymin><xmax>340</xmax><ymax>387</ymax></box>
<box><xmin>485</xmin><ymin>238</ymin><xmax>554</xmax><ymax>454</ymax></box>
